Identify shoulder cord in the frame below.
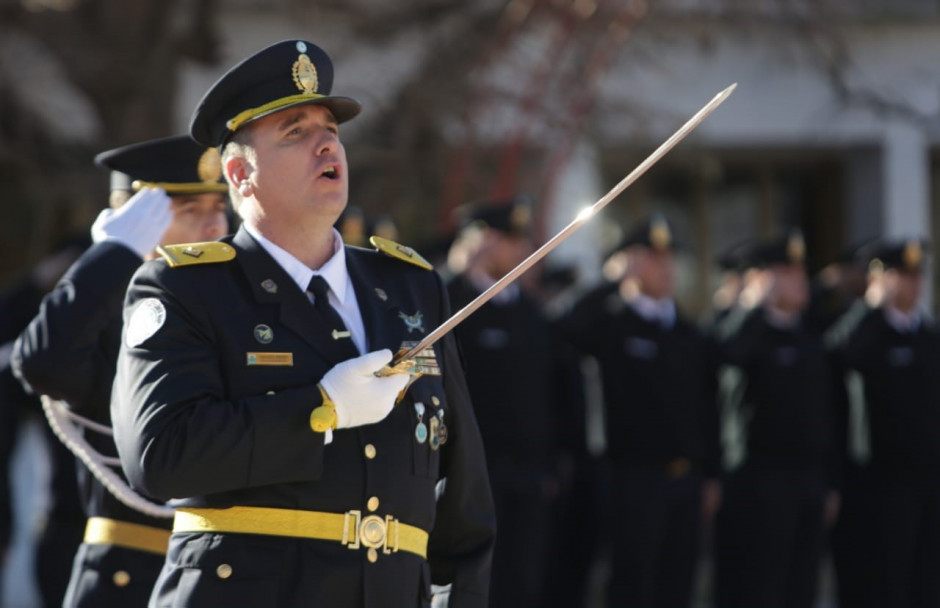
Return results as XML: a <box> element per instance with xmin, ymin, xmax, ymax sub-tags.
<box><xmin>40</xmin><ymin>396</ymin><xmax>174</xmax><ymax>519</ymax></box>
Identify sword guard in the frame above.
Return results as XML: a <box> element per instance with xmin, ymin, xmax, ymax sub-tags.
<box><xmin>374</xmin><ymin>342</ymin><xmax>440</xmax><ymax>402</ymax></box>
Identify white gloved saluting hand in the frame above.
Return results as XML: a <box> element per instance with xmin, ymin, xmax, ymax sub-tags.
<box><xmin>91</xmin><ymin>187</ymin><xmax>173</xmax><ymax>259</ymax></box>
<box><xmin>319</xmin><ymin>349</ymin><xmax>410</xmax><ymax>429</ymax></box>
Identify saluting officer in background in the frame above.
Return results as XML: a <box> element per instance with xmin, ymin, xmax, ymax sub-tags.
<box><xmin>12</xmin><ymin>135</ymin><xmax>230</xmax><ymax>606</ymax></box>
<box><xmin>446</xmin><ymin>197</ymin><xmax>576</xmax><ymax>607</ymax></box>
<box><xmin>560</xmin><ymin>214</ymin><xmax>721</xmax><ymax>608</ymax></box>
<box><xmin>111</xmin><ymin>40</ymin><xmax>495</xmax><ymax>607</ymax></box>
<box><xmin>712</xmin><ymin>230</ymin><xmax>840</xmax><ymax>608</ymax></box>
<box><xmin>1</xmin><ymin>244</ymin><xmax>88</xmax><ymax>608</ymax></box>
<box><xmin>827</xmin><ymin>237</ymin><xmax>940</xmax><ymax>608</ymax></box>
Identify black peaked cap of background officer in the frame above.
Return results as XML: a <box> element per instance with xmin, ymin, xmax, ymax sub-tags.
<box><xmin>190</xmin><ymin>39</ymin><xmax>362</xmax><ymax>148</ymax></box>
<box><xmin>717</xmin><ymin>239</ymin><xmax>757</xmax><ymax>273</ymax></box>
<box><xmin>94</xmin><ymin>135</ymin><xmax>229</xmax><ymax>195</ymax></box>
<box><xmin>616</xmin><ymin>212</ymin><xmax>679</xmax><ymax>254</ymax></box>
<box><xmin>747</xmin><ymin>228</ymin><xmax>807</xmax><ymax>268</ymax></box>
<box><xmin>460</xmin><ymin>196</ymin><xmax>534</xmax><ymax>236</ymax></box>
<box><xmin>858</xmin><ymin>237</ymin><xmax>929</xmax><ymax>272</ymax></box>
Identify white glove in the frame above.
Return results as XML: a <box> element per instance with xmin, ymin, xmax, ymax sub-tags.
<box><xmin>91</xmin><ymin>187</ymin><xmax>173</xmax><ymax>259</ymax></box>
<box><xmin>319</xmin><ymin>349</ymin><xmax>410</xmax><ymax>429</ymax></box>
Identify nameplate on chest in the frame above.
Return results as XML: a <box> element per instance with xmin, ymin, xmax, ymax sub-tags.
<box><xmin>246</xmin><ymin>352</ymin><xmax>294</xmax><ymax>366</ymax></box>
<box><xmin>624</xmin><ymin>337</ymin><xmax>658</xmax><ymax>359</ymax></box>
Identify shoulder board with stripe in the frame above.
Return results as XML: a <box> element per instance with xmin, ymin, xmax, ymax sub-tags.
<box><xmin>369</xmin><ymin>236</ymin><xmax>432</xmax><ymax>271</ymax></box>
<box><xmin>157</xmin><ymin>242</ymin><xmax>236</xmax><ymax>268</ymax></box>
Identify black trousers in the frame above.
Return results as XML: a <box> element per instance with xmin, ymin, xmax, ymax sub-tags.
<box><xmin>606</xmin><ymin>463</ymin><xmax>703</xmax><ymax>608</ymax></box>
<box><xmin>830</xmin><ymin>463</ymin><xmax>874</xmax><ymax>608</ymax></box>
<box><xmin>488</xmin><ymin>462</ymin><xmax>557</xmax><ymax>608</ymax></box>
<box><xmin>714</xmin><ymin>465</ymin><xmax>826</xmax><ymax>608</ymax></box>
<box><xmin>869</xmin><ymin>474</ymin><xmax>940</xmax><ymax>608</ymax></box>
<box><xmin>35</xmin><ymin>518</ymin><xmax>84</xmax><ymax>608</ymax></box>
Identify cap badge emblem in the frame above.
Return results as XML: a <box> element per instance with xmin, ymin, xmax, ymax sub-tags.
<box><xmin>904</xmin><ymin>240</ymin><xmax>923</xmax><ymax>268</ymax></box>
<box><xmin>650</xmin><ymin>218</ymin><xmax>671</xmax><ymax>251</ymax></box>
<box><xmin>197</xmin><ymin>148</ymin><xmax>223</xmax><ymax>183</ymax></box>
<box><xmin>292</xmin><ymin>53</ymin><xmax>319</xmax><ymax>95</ymax></box>
<box><xmin>787</xmin><ymin>231</ymin><xmax>806</xmax><ymax>264</ymax></box>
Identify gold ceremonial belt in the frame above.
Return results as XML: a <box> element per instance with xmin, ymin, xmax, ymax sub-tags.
<box><xmin>174</xmin><ymin>506</ymin><xmax>428</xmax><ymax>560</ymax></box>
<box><xmin>84</xmin><ymin>517</ymin><xmax>172</xmax><ymax>555</ymax></box>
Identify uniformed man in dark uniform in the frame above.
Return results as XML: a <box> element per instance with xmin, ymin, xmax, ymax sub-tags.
<box><xmin>709</xmin><ymin>239</ymin><xmax>754</xmax><ymax>326</ymax></box>
<box><xmin>110</xmin><ymin>40</ymin><xmax>495</xmax><ymax>608</ymax></box>
<box><xmin>12</xmin><ymin>135</ymin><xmax>230</xmax><ymax>606</ymax></box>
<box><xmin>560</xmin><ymin>214</ymin><xmax>720</xmax><ymax>608</ymax></box>
<box><xmin>1</xmin><ymin>238</ymin><xmax>88</xmax><ymax>608</ymax></box>
<box><xmin>446</xmin><ymin>197</ymin><xmax>571</xmax><ymax>607</ymax></box>
<box><xmin>713</xmin><ymin>230</ymin><xmax>839</xmax><ymax>608</ymax></box>
<box><xmin>826</xmin><ymin>237</ymin><xmax>940</xmax><ymax>608</ymax></box>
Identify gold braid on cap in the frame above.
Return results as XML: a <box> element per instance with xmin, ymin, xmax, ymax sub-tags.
<box><xmin>131</xmin><ymin>180</ymin><xmax>229</xmax><ymax>194</ymax></box>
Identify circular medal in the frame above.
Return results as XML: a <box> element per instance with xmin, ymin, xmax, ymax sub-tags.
<box><xmin>415</xmin><ymin>422</ymin><xmax>428</xmax><ymax>444</ymax></box>
<box><xmin>429</xmin><ymin>417</ymin><xmax>440</xmax><ymax>451</ymax></box>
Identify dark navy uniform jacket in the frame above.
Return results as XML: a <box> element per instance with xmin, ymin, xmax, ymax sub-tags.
<box><xmin>13</xmin><ymin>241</ymin><xmax>172</xmax><ymax>605</ymax></box>
<box><xmin>561</xmin><ymin>282</ymin><xmax>720</xmax><ymax>474</ymax></box>
<box><xmin>717</xmin><ymin>307</ymin><xmax>837</xmax><ymax>472</ymax></box>
<box><xmin>111</xmin><ymin>227</ymin><xmax>495</xmax><ymax>608</ymax></box>
<box><xmin>828</xmin><ymin>301</ymin><xmax>940</xmax><ymax>479</ymax></box>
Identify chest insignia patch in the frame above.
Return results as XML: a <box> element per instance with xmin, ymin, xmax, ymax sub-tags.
<box><xmin>399</xmin><ymin>311</ymin><xmax>425</xmax><ymax>334</ymax></box>
<box><xmin>125</xmin><ymin>298</ymin><xmax>166</xmax><ymax>348</ymax></box>
<box><xmin>254</xmin><ymin>324</ymin><xmax>274</xmax><ymax>344</ymax></box>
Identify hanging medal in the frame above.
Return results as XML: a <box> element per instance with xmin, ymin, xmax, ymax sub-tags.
<box><xmin>429</xmin><ymin>415</ymin><xmax>440</xmax><ymax>451</ymax></box>
<box><xmin>414</xmin><ymin>402</ymin><xmax>428</xmax><ymax>444</ymax></box>
<box><xmin>437</xmin><ymin>410</ymin><xmax>448</xmax><ymax>446</ymax></box>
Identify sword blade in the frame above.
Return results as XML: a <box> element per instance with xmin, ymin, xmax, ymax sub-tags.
<box><xmin>393</xmin><ymin>83</ymin><xmax>737</xmax><ymax>366</ymax></box>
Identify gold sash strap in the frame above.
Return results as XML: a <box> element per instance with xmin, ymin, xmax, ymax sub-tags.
<box><xmin>174</xmin><ymin>506</ymin><xmax>428</xmax><ymax>559</ymax></box>
<box><xmin>84</xmin><ymin>517</ymin><xmax>171</xmax><ymax>555</ymax></box>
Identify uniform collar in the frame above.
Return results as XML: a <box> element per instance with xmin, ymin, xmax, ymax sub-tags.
<box><xmin>628</xmin><ymin>291</ymin><xmax>676</xmax><ymax>328</ymax></box>
<box><xmin>465</xmin><ymin>269</ymin><xmax>519</xmax><ymax>304</ymax></box>
<box><xmin>243</xmin><ymin>223</ymin><xmax>350</xmax><ymax>304</ymax></box>
<box><xmin>883</xmin><ymin>304</ymin><xmax>921</xmax><ymax>333</ymax></box>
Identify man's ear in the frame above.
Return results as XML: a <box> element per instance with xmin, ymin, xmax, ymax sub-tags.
<box><xmin>226</xmin><ymin>156</ymin><xmax>254</xmax><ymax>197</ymax></box>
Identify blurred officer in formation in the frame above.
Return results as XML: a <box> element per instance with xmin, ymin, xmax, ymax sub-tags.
<box><xmin>0</xmin><ymin>239</ymin><xmax>87</xmax><ymax>607</ymax></box>
<box><xmin>560</xmin><ymin>213</ymin><xmax>721</xmax><ymax>608</ymax></box>
<box><xmin>712</xmin><ymin>229</ymin><xmax>840</xmax><ymax>608</ymax></box>
<box><xmin>336</xmin><ymin>206</ymin><xmax>400</xmax><ymax>249</ymax></box>
<box><xmin>12</xmin><ymin>135</ymin><xmax>229</xmax><ymax>606</ymax></box>
<box><xmin>446</xmin><ymin>197</ymin><xmax>577</xmax><ymax>607</ymax></box>
<box><xmin>709</xmin><ymin>240</ymin><xmax>754</xmax><ymax>327</ymax></box>
<box><xmin>110</xmin><ymin>39</ymin><xmax>494</xmax><ymax>607</ymax></box>
<box><xmin>806</xmin><ymin>242</ymin><xmax>870</xmax><ymax>334</ymax></box>
<box><xmin>336</xmin><ymin>205</ymin><xmax>369</xmax><ymax>247</ymax></box>
<box><xmin>826</xmin><ymin>237</ymin><xmax>940</xmax><ymax>608</ymax></box>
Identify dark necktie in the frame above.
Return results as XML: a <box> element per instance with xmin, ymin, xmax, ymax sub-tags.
<box><xmin>306</xmin><ymin>275</ymin><xmax>359</xmax><ymax>359</ymax></box>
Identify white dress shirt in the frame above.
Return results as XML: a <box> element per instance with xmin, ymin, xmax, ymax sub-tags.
<box><xmin>244</xmin><ymin>224</ymin><xmax>367</xmax><ymax>354</ymax></box>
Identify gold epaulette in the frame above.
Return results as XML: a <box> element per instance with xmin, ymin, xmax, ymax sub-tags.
<box><xmin>157</xmin><ymin>242</ymin><xmax>236</xmax><ymax>267</ymax></box>
<box><xmin>369</xmin><ymin>236</ymin><xmax>432</xmax><ymax>271</ymax></box>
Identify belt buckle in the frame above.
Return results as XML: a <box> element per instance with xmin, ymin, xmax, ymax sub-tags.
<box><xmin>342</xmin><ymin>510</ymin><xmax>362</xmax><ymax>549</ymax></box>
<box><xmin>342</xmin><ymin>510</ymin><xmax>399</xmax><ymax>554</ymax></box>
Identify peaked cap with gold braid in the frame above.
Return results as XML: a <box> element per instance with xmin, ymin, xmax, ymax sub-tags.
<box><xmin>190</xmin><ymin>40</ymin><xmax>362</xmax><ymax>148</ymax></box>
<box><xmin>94</xmin><ymin>135</ymin><xmax>228</xmax><ymax>195</ymax></box>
